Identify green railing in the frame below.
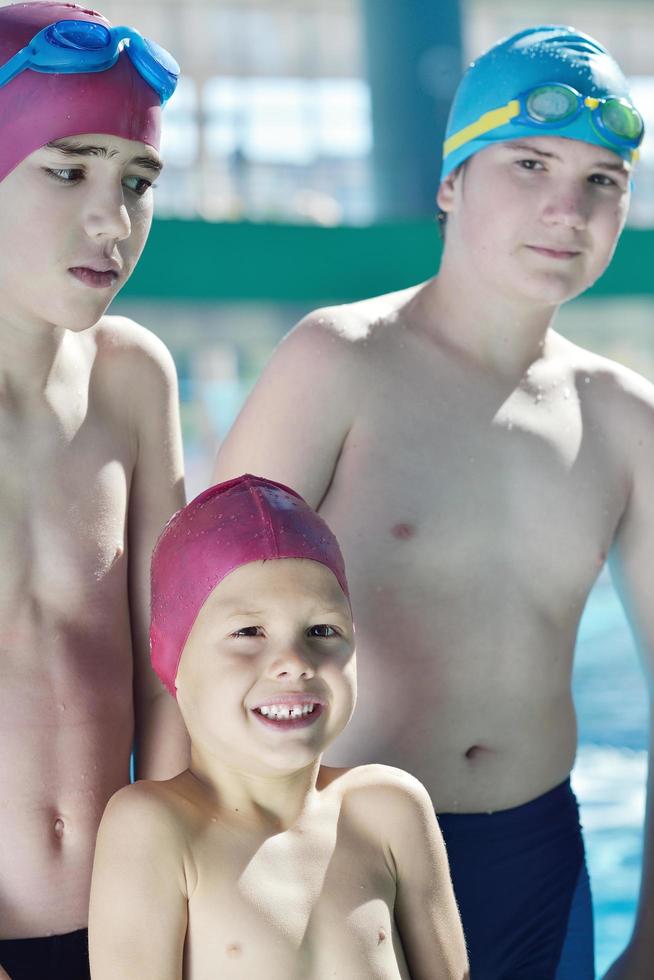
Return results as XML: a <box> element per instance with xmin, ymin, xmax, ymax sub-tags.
<box><xmin>123</xmin><ymin>219</ymin><xmax>653</xmax><ymax>303</ymax></box>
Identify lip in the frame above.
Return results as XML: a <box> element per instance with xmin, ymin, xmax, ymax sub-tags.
<box><xmin>69</xmin><ymin>266</ymin><xmax>120</xmax><ymax>290</ymax></box>
<box><xmin>526</xmin><ymin>245</ymin><xmax>582</xmax><ymax>260</ymax></box>
<box><xmin>250</xmin><ymin>692</ymin><xmax>326</xmax><ymax>731</ymax></box>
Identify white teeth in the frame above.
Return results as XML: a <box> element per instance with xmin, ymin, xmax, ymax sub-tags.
<box><xmin>257</xmin><ymin>702</ymin><xmax>318</xmax><ymax>720</ymax></box>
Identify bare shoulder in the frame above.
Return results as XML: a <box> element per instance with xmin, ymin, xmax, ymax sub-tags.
<box><xmin>100</xmin><ymin>777</ymin><xmax>187</xmax><ymax>843</ymax></box>
<box><xmin>279</xmin><ymin>285</ymin><xmax>420</xmax><ymax>367</ymax></box>
<box><xmin>91</xmin><ymin>314</ymin><xmax>177</xmax><ymax>388</ymax></box>
<box><xmin>324</xmin><ymin>763</ymin><xmax>433</xmax><ymax>817</ymax></box>
<box><xmin>554</xmin><ymin>332</ymin><xmax>654</xmax><ymax>434</ymax></box>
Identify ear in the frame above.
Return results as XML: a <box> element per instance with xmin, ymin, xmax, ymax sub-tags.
<box><xmin>436</xmin><ymin>168</ymin><xmax>459</xmax><ymax>213</ymax></box>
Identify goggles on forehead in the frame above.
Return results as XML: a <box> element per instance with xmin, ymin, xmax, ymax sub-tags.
<box><xmin>444</xmin><ymin>82</ymin><xmax>644</xmax><ymax>160</ymax></box>
<box><xmin>0</xmin><ymin>19</ymin><xmax>179</xmax><ymax>104</ymax></box>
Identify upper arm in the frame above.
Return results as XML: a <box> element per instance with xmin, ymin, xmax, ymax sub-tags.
<box><xmin>88</xmin><ymin>785</ymin><xmax>188</xmax><ymax>980</ymax></box>
<box><xmin>107</xmin><ymin>320</ymin><xmax>188</xmax><ymax>776</ymax></box>
<box><xmin>124</xmin><ymin>323</ymin><xmax>185</xmax><ymax>633</ymax></box>
<box><xmin>214</xmin><ymin>313</ymin><xmax>358</xmax><ymax>508</ymax></box>
<box><xmin>608</xmin><ymin>384</ymin><xmax>654</xmax><ymax>683</ymax></box>
<box><xmin>388</xmin><ymin>776</ymin><xmax>468</xmax><ymax>979</ymax></box>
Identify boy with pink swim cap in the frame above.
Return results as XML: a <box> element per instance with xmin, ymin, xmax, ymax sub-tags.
<box><xmin>89</xmin><ymin>474</ymin><xmax>468</xmax><ymax>979</ymax></box>
<box><xmin>0</xmin><ymin>4</ymin><xmax>187</xmax><ymax>978</ymax></box>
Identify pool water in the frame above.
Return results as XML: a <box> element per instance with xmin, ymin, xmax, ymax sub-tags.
<box><xmin>572</xmin><ymin>571</ymin><xmax>647</xmax><ymax>975</ymax></box>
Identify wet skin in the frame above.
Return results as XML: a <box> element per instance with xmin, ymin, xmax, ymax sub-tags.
<box><xmin>0</xmin><ymin>134</ymin><xmax>187</xmax><ymax>938</ymax></box>
<box><xmin>213</xmin><ymin>136</ymin><xmax>654</xmax><ymax>815</ymax></box>
<box><xmin>89</xmin><ymin>560</ymin><xmax>467</xmax><ymax>979</ymax></box>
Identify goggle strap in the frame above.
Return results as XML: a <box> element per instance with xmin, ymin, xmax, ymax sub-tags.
<box><xmin>444</xmin><ymin>100</ymin><xmax>520</xmax><ymax>158</ymax></box>
<box><xmin>0</xmin><ymin>46</ymin><xmax>31</xmax><ymax>87</ymax></box>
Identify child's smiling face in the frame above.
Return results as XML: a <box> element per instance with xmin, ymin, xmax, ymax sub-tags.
<box><xmin>176</xmin><ymin>558</ymin><xmax>357</xmax><ymax>776</ymax></box>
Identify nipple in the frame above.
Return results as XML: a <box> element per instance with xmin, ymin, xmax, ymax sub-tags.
<box><xmin>391</xmin><ymin>522</ymin><xmax>415</xmax><ymax>540</ymax></box>
<box><xmin>377</xmin><ymin>927</ymin><xmax>386</xmax><ymax>944</ymax></box>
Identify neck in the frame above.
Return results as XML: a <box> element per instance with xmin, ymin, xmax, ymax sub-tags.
<box><xmin>414</xmin><ymin>249</ymin><xmax>560</xmax><ymax>377</ymax></box>
<box><xmin>0</xmin><ymin>308</ymin><xmax>68</xmax><ymax>397</ymax></box>
<box><xmin>189</xmin><ymin>746</ymin><xmax>322</xmax><ymax>830</ymax></box>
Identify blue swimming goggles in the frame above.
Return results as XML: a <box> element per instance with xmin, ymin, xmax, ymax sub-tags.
<box><xmin>0</xmin><ymin>19</ymin><xmax>179</xmax><ymax>104</ymax></box>
<box><xmin>444</xmin><ymin>82</ymin><xmax>644</xmax><ymax>158</ymax></box>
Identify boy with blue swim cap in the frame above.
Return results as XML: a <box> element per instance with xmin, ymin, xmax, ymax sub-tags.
<box><xmin>0</xmin><ymin>4</ymin><xmax>187</xmax><ymax>978</ymax></box>
<box><xmin>214</xmin><ymin>24</ymin><xmax>654</xmax><ymax>980</ymax></box>
<box><xmin>440</xmin><ymin>26</ymin><xmax>642</xmax><ymax>181</ymax></box>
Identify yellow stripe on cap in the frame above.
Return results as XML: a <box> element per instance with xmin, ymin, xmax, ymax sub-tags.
<box><xmin>443</xmin><ymin>99</ymin><xmax>521</xmax><ymax>157</ymax></box>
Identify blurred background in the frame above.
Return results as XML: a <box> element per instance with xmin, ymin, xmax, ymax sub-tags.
<box><xmin>102</xmin><ymin>0</ymin><xmax>651</xmax><ymax>970</ymax></box>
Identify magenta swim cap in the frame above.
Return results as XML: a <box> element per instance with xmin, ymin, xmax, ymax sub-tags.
<box><xmin>0</xmin><ymin>2</ymin><xmax>161</xmax><ymax>182</ymax></box>
<box><xmin>150</xmin><ymin>474</ymin><xmax>351</xmax><ymax>698</ymax></box>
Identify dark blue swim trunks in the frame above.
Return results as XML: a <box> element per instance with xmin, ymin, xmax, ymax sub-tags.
<box><xmin>0</xmin><ymin>927</ymin><xmax>90</xmax><ymax>980</ymax></box>
<box><xmin>438</xmin><ymin>779</ymin><xmax>594</xmax><ymax>979</ymax></box>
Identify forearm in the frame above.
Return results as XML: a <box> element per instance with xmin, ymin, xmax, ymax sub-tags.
<box><xmin>133</xmin><ymin>690</ymin><xmax>189</xmax><ymax>781</ymax></box>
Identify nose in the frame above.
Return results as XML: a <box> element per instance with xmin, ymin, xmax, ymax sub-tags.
<box><xmin>541</xmin><ymin>183</ymin><xmax>588</xmax><ymax>231</ymax></box>
<box><xmin>267</xmin><ymin>643</ymin><xmax>316</xmax><ymax>682</ymax></box>
<box><xmin>83</xmin><ymin>182</ymin><xmax>132</xmax><ymax>243</ymax></box>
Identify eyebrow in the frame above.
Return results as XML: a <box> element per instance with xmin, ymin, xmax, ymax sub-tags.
<box><xmin>223</xmin><ymin>605</ymin><xmax>347</xmax><ymax>620</ymax></box>
<box><xmin>501</xmin><ymin>141</ymin><xmax>630</xmax><ymax>173</ymax></box>
<box><xmin>45</xmin><ymin>139</ymin><xmax>164</xmax><ymax>174</ymax></box>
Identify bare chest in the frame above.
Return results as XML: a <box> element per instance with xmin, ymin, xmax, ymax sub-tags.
<box><xmin>0</xmin><ymin>394</ymin><xmax>133</xmax><ymax>617</ymax></box>
<box><xmin>324</xmin><ymin>366</ymin><xmax>626</xmax><ymax>598</ymax></box>
<box><xmin>184</xmin><ymin>819</ymin><xmax>405</xmax><ymax>979</ymax></box>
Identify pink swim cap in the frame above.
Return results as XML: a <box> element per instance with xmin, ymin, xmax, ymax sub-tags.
<box><xmin>0</xmin><ymin>2</ymin><xmax>161</xmax><ymax>182</ymax></box>
<box><xmin>150</xmin><ymin>475</ymin><xmax>351</xmax><ymax>698</ymax></box>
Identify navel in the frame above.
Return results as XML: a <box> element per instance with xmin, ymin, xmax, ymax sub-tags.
<box><xmin>225</xmin><ymin>943</ymin><xmax>242</xmax><ymax>959</ymax></box>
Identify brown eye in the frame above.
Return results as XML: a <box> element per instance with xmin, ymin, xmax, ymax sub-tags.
<box><xmin>308</xmin><ymin>625</ymin><xmax>338</xmax><ymax>638</ymax></box>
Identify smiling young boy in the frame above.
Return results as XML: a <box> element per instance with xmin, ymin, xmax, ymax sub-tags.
<box><xmin>0</xmin><ymin>4</ymin><xmax>187</xmax><ymax>979</ymax></box>
<box><xmin>213</xmin><ymin>27</ymin><xmax>654</xmax><ymax>979</ymax></box>
<box><xmin>88</xmin><ymin>474</ymin><xmax>468</xmax><ymax>980</ymax></box>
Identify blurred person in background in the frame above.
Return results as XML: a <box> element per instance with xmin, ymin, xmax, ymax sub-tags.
<box><xmin>0</xmin><ymin>4</ymin><xmax>187</xmax><ymax>978</ymax></box>
<box><xmin>214</xmin><ymin>26</ymin><xmax>653</xmax><ymax>979</ymax></box>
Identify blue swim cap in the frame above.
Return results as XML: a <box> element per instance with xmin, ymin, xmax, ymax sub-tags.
<box><xmin>440</xmin><ymin>25</ymin><xmax>641</xmax><ymax>182</ymax></box>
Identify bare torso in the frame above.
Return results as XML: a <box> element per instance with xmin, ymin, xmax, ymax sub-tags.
<box><xmin>0</xmin><ymin>322</ymin><xmax>135</xmax><ymax>937</ymax></box>
<box><xmin>160</xmin><ymin>767</ymin><xmax>411</xmax><ymax>980</ymax></box>
<box><xmin>217</xmin><ymin>283</ymin><xmax>637</xmax><ymax>814</ymax></box>
<box><xmin>318</xmin><ymin>291</ymin><xmax>629</xmax><ymax>810</ymax></box>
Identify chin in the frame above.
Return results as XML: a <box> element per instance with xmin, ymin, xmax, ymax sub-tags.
<box><xmin>50</xmin><ymin>298</ymin><xmax>114</xmax><ymax>333</ymax></box>
<box><xmin>518</xmin><ymin>273</ymin><xmax>590</xmax><ymax>306</ymax></box>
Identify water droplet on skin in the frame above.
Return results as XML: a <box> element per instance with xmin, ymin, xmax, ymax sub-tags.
<box><xmin>469</xmin><ymin>456</ymin><xmax>475</xmax><ymax>463</ymax></box>
<box><xmin>563</xmin><ymin>388</ymin><xmax>571</xmax><ymax>399</ymax></box>
<box><xmin>507</xmin><ymin>420</ymin><xmax>514</xmax><ymax>431</ymax></box>
<box><xmin>534</xmin><ymin>393</ymin><xmax>542</xmax><ymax>403</ymax></box>
<box><xmin>584</xmin><ymin>376</ymin><xmax>591</xmax><ymax>384</ymax></box>
<box><xmin>58</xmin><ymin>703</ymin><xmax>66</xmax><ymax>712</ymax></box>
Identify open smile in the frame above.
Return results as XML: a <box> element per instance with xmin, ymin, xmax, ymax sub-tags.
<box><xmin>251</xmin><ymin>695</ymin><xmax>326</xmax><ymax>730</ymax></box>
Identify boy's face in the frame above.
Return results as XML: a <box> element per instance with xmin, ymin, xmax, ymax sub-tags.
<box><xmin>437</xmin><ymin>135</ymin><xmax>631</xmax><ymax>307</ymax></box>
<box><xmin>176</xmin><ymin>558</ymin><xmax>357</xmax><ymax>776</ymax></box>
<box><xmin>0</xmin><ymin>133</ymin><xmax>161</xmax><ymax>332</ymax></box>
